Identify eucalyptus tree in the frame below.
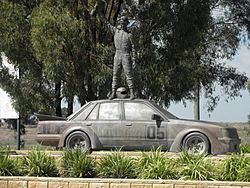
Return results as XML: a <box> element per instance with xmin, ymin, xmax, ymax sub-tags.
<box><xmin>0</xmin><ymin>0</ymin><xmax>54</xmax><ymax>118</ymax></box>
<box><xmin>117</xmin><ymin>0</ymin><xmax>248</xmax><ymax>111</ymax></box>
<box><xmin>0</xmin><ymin>0</ymin><xmax>249</xmax><ymax>120</ymax></box>
<box><xmin>31</xmin><ymin>0</ymin><xmax>90</xmax><ymax>115</ymax></box>
<box><xmin>30</xmin><ymin>0</ymin><xmax>115</xmax><ymax>115</ymax></box>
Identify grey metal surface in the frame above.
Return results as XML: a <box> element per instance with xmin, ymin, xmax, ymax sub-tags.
<box><xmin>91</xmin><ymin>1</ymin><xmax>135</xmax><ymax>99</ymax></box>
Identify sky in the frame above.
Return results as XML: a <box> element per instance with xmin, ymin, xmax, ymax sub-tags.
<box><xmin>0</xmin><ymin>54</ymin><xmax>19</xmax><ymax>119</ymax></box>
<box><xmin>168</xmin><ymin>45</ymin><xmax>250</xmax><ymax>123</ymax></box>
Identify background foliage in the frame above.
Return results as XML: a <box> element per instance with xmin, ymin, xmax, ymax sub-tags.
<box><xmin>0</xmin><ymin>0</ymin><xmax>249</xmax><ymax>118</ymax></box>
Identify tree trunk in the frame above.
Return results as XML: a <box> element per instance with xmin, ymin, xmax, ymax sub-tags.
<box><xmin>194</xmin><ymin>83</ymin><xmax>200</xmax><ymax>120</ymax></box>
<box><xmin>86</xmin><ymin>73</ymin><xmax>96</xmax><ymax>101</ymax></box>
<box><xmin>55</xmin><ymin>81</ymin><xmax>62</xmax><ymax>117</ymax></box>
<box><xmin>67</xmin><ymin>96</ymin><xmax>74</xmax><ymax>116</ymax></box>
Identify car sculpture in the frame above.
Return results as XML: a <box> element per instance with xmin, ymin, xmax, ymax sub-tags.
<box><xmin>36</xmin><ymin>99</ymin><xmax>240</xmax><ymax>155</ymax></box>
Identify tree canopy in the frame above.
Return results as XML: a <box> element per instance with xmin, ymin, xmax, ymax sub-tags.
<box><xmin>0</xmin><ymin>0</ymin><xmax>249</xmax><ymax>118</ymax></box>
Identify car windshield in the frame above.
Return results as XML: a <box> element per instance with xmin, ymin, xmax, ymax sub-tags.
<box><xmin>150</xmin><ymin>101</ymin><xmax>178</xmax><ymax>119</ymax></box>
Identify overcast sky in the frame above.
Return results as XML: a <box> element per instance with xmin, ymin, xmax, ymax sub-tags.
<box><xmin>168</xmin><ymin>45</ymin><xmax>250</xmax><ymax>123</ymax></box>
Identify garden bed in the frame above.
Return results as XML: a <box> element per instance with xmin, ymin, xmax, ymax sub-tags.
<box><xmin>1</xmin><ymin>148</ymin><xmax>250</xmax><ymax>182</ymax></box>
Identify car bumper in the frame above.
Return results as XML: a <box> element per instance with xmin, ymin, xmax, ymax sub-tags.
<box><xmin>212</xmin><ymin>137</ymin><xmax>241</xmax><ymax>154</ymax></box>
<box><xmin>36</xmin><ymin>134</ymin><xmax>61</xmax><ymax>147</ymax></box>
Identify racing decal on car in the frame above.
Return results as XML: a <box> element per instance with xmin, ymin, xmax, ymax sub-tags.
<box><xmin>146</xmin><ymin>126</ymin><xmax>165</xmax><ymax>139</ymax></box>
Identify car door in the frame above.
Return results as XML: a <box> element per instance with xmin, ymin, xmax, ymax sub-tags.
<box><xmin>122</xmin><ymin>101</ymin><xmax>168</xmax><ymax>150</ymax></box>
<box><xmin>85</xmin><ymin>101</ymin><xmax>124</xmax><ymax>148</ymax></box>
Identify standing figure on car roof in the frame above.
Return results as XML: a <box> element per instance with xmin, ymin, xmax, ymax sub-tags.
<box><xmin>91</xmin><ymin>0</ymin><xmax>136</xmax><ymax>100</ymax></box>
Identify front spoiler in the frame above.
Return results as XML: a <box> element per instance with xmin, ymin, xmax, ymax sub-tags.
<box><xmin>213</xmin><ymin>137</ymin><xmax>241</xmax><ymax>154</ymax></box>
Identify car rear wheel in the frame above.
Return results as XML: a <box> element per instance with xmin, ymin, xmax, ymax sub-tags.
<box><xmin>182</xmin><ymin>132</ymin><xmax>210</xmax><ymax>155</ymax></box>
<box><xmin>65</xmin><ymin>131</ymin><xmax>91</xmax><ymax>151</ymax></box>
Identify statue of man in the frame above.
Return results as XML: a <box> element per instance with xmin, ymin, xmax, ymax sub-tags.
<box><xmin>91</xmin><ymin>1</ymin><xmax>136</xmax><ymax>100</ymax></box>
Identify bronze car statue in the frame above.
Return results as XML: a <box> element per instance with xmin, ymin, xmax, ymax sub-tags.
<box><xmin>36</xmin><ymin>99</ymin><xmax>240</xmax><ymax>155</ymax></box>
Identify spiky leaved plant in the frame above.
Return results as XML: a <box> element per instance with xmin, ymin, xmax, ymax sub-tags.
<box><xmin>21</xmin><ymin>149</ymin><xmax>58</xmax><ymax>177</ymax></box>
<box><xmin>136</xmin><ymin>147</ymin><xmax>178</xmax><ymax>179</ymax></box>
<box><xmin>61</xmin><ymin>149</ymin><xmax>95</xmax><ymax>178</ymax></box>
<box><xmin>0</xmin><ymin>147</ymin><xmax>21</xmax><ymax>176</ymax></box>
<box><xmin>97</xmin><ymin>149</ymin><xmax>136</xmax><ymax>178</ymax></box>
<box><xmin>177</xmin><ymin>150</ymin><xmax>215</xmax><ymax>180</ymax></box>
<box><xmin>220</xmin><ymin>153</ymin><xmax>250</xmax><ymax>181</ymax></box>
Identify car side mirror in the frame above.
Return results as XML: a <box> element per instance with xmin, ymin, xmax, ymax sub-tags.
<box><xmin>151</xmin><ymin>114</ymin><xmax>163</xmax><ymax>121</ymax></box>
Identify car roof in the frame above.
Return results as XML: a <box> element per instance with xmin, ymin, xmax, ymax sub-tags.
<box><xmin>67</xmin><ymin>98</ymin><xmax>179</xmax><ymax>120</ymax></box>
<box><xmin>67</xmin><ymin>98</ymin><xmax>154</xmax><ymax>120</ymax></box>
<box><xmin>89</xmin><ymin>98</ymin><xmax>151</xmax><ymax>103</ymax></box>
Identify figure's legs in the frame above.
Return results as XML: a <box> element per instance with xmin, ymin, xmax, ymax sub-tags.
<box><xmin>122</xmin><ymin>54</ymin><xmax>135</xmax><ymax>99</ymax></box>
<box><xmin>110</xmin><ymin>53</ymin><xmax>122</xmax><ymax>99</ymax></box>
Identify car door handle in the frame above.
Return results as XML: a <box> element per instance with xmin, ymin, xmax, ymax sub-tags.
<box><xmin>86</xmin><ymin>124</ymin><xmax>92</xmax><ymax>126</ymax></box>
<box><xmin>125</xmin><ymin>123</ymin><xmax>132</xmax><ymax>126</ymax></box>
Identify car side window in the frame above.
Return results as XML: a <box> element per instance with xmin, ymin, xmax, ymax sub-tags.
<box><xmin>124</xmin><ymin>102</ymin><xmax>155</xmax><ymax>120</ymax></box>
<box><xmin>98</xmin><ymin>102</ymin><xmax>120</xmax><ymax>120</ymax></box>
<box><xmin>87</xmin><ymin>104</ymin><xmax>99</xmax><ymax>120</ymax></box>
<box><xmin>73</xmin><ymin>103</ymin><xmax>95</xmax><ymax>121</ymax></box>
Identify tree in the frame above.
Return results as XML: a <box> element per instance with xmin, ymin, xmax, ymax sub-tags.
<box><xmin>30</xmin><ymin>0</ymin><xmax>115</xmax><ymax>115</ymax></box>
<box><xmin>0</xmin><ymin>0</ymin><xmax>54</xmax><ymax>119</ymax></box>
<box><xmin>123</xmin><ymin>0</ymin><xmax>248</xmax><ymax>111</ymax></box>
<box><xmin>0</xmin><ymin>0</ymin><xmax>249</xmax><ymax>120</ymax></box>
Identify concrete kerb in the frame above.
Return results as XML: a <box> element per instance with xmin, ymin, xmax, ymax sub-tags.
<box><xmin>1</xmin><ymin>177</ymin><xmax>250</xmax><ymax>188</ymax></box>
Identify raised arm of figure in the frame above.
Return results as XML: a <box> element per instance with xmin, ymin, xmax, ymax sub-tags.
<box><xmin>91</xmin><ymin>0</ymin><xmax>116</xmax><ymax>34</ymax></box>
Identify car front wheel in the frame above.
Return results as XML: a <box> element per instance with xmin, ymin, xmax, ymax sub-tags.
<box><xmin>182</xmin><ymin>132</ymin><xmax>210</xmax><ymax>155</ymax></box>
<box><xmin>65</xmin><ymin>131</ymin><xmax>91</xmax><ymax>151</ymax></box>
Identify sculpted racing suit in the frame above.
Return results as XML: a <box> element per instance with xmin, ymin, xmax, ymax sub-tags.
<box><xmin>104</xmin><ymin>21</ymin><xmax>135</xmax><ymax>91</ymax></box>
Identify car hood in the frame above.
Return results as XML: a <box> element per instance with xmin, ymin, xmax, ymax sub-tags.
<box><xmin>169</xmin><ymin>118</ymin><xmax>240</xmax><ymax>139</ymax></box>
<box><xmin>170</xmin><ymin>118</ymin><xmax>228</xmax><ymax>128</ymax></box>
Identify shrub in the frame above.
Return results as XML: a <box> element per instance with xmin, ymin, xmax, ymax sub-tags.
<box><xmin>97</xmin><ymin>149</ymin><xmax>136</xmax><ymax>178</ymax></box>
<box><xmin>240</xmin><ymin>144</ymin><xmax>250</xmax><ymax>154</ymax></box>
<box><xmin>177</xmin><ymin>150</ymin><xmax>215</xmax><ymax>180</ymax></box>
<box><xmin>0</xmin><ymin>148</ymin><xmax>21</xmax><ymax>176</ymax></box>
<box><xmin>136</xmin><ymin>147</ymin><xmax>177</xmax><ymax>179</ymax></box>
<box><xmin>61</xmin><ymin>149</ymin><xmax>95</xmax><ymax>178</ymax></box>
<box><xmin>220</xmin><ymin>153</ymin><xmax>250</xmax><ymax>181</ymax></box>
<box><xmin>21</xmin><ymin>149</ymin><xmax>58</xmax><ymax>177</ymax></box>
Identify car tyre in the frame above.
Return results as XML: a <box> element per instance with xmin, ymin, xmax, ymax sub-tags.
<box><xmin>182</xmin><ymin>132</ymin><xmax>210</xmax><ymax>155</ymax></box>
<box><xmin>65</xmin><ymin>131</ymin><xmax>91</xmax><ymax>152</ymax></box>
